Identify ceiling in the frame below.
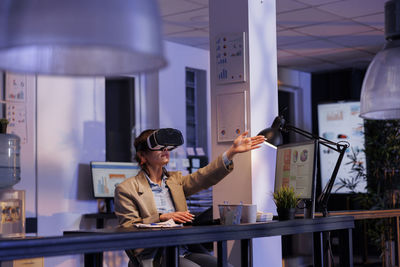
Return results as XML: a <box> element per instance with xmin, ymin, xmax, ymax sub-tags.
<box><xmin>158</xmin><ymin>0</ymin><xmax>385</xmax><ymax>73</ymax></box>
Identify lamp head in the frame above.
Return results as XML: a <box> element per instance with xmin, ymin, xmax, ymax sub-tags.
<box><xmin>258</xmin><ymin>116</ymin><xmax>284</xmax><ymax>148</ymax></box>
<box><xmin>360</xmin><ymin>0</ymin><xmax>400</xmax><ymax>119</ymax></box>
<box><xmin>0</xmin><ymin>0</ymin><xmax>166</xmax><ymax>76</ymax></box>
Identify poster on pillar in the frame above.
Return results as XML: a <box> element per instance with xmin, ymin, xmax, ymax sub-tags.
<box><xmin>5</xmin><ymin>74</ymin><xmax>28</xmax><ymax>144</ymax></box>
<box><xmin>217</xmin><ymin>91</ymin><xmax>247</xmax><ymax>142</ymax></box>
<box><xmin>215</xmin><ymin>32</ymin><xmax>246</xmax><ymax>84</ymax></box>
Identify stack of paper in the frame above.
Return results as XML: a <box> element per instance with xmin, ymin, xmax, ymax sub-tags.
<box><xmin>135</xmin><ymin>219</ymin><xmax>183</xmax><ymax>228</ymax></box>
<box><xmin>256</xmin><ymin>212</ymin><xmax>273</xmax><ymax>222</ymax></box>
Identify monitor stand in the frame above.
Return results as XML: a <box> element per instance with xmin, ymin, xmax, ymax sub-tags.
<box><xmin>303</xmin><ymin>199</ymin><xmax>315</xmax><ymax>219</ymax></box>
<box><xmin>102</xmin><ymin>199</ymin><xmax>114</xmax><ymax>214</ymax></box>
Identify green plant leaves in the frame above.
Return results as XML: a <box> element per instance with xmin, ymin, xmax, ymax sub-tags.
<box><xmin>273</xmin><ymin>186</ymin><xmax>300</xmax><ymax>209</ymax></box>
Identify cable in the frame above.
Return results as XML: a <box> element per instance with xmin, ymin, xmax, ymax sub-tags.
<box><xmin>325</xmin><ymin>231</ymin><xmax>335</xmax><ymax>267</ymax></box>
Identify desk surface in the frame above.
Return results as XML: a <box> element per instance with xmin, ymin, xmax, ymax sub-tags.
<box><xmin>0</xmin><ymin>216</ymin><xmax>354</xmax><ymax>262</ymax></box>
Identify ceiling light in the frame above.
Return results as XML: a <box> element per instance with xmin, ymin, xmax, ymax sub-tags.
<box><xmin>360</xmin><ymin>0</ymin><xmax>400</xmax><ymax>119</ymax></box>
<box><xmin>0</xmin><ymin>0</ymin><xmax>167</xmax><ymax>76</ymax></box>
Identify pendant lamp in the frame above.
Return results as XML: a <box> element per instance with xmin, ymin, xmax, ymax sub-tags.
<box><xmin>0</xmin><ymin>0</ymin><xmax>167</xmax><ymax>76</ymax></box>
<box><xmin>360</xmin><ymin>0</ymin><xmax>400</xmax><ymax>119</ymax></box>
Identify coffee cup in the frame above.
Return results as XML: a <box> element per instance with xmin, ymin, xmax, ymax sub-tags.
<box><xmin>240</xmin><ymin>204</ymin><xmax>257</xmax><ymax>223</ymax></box>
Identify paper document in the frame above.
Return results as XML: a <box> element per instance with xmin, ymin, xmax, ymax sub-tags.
<box><xmin>256</xmin><ymin>212</ymin><xmax>273</xmax><ymax>222</ymax></box>
<box><xmin>135</xmin><ymin>219</ymin><xmax>183</xmax><ymax>228</ymax></box>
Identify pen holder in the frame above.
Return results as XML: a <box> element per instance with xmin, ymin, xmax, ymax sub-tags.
<box><xmin>218</xmin><ymin>203</ymin><xmax>242</xmax><ymax>225</ymax></box>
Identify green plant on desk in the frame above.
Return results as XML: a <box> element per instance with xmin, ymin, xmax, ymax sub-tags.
<box><xmin>273</xmin><ymin>186</ymin><xmax>299</xmax><ymax>220</ymax></box>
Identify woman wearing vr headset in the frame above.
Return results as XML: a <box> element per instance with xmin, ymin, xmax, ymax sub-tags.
<box><xmin>115</xmin><ymin>128</ymin><xmax>264</xmax><ymax>267</ymax></box>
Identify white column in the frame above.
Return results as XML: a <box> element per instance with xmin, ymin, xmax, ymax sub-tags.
<box><xmin>209</xmin><ymin>0</ymin><xmax>281</xmax><ymax>266</ymax></box>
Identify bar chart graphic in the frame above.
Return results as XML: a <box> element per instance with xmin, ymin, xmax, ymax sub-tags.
<box><xmin>215</xmin><ymin>32</ymin><xmax>246</xmax><ymax>85</ymax></box>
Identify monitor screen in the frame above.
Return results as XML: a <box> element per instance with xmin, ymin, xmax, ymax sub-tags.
<box><xmin>274</xmin><ymin>140</ymin><xmax>317</xmax><ymax>200</ymax></box>
<box><xmin>90</xmin><ymin>161</ymin><xmax>140</xmax><ymax>198</ymax></box>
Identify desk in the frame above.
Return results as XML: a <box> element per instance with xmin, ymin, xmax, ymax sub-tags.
<box><xmin>0</xmin><ymin>216</ymin><xmax>354</xmax><ymax>267</ymax></box>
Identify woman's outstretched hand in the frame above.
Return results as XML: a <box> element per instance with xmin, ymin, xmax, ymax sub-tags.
<box><xmin>226</xmin><ymin>131</ymin><xmax>265</xmax><ymax>161</ymax></box>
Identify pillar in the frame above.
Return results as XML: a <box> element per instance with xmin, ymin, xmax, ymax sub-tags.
<box><xmin>209</xmin><ymin>0</ymin><xmax>281</xmax><ymax>266</ymax></box>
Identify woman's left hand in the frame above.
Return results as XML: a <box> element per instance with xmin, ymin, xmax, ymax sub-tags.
<box><xmin>226</xmin><ymin>131</ymin><xmax>265</xmax><ymax>161</ymax></box>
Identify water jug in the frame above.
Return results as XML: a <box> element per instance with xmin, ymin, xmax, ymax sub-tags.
<box><xmin>0</xmin><ymin>134</ymin><xmax>20</xmax><ymax>188</ymax></box>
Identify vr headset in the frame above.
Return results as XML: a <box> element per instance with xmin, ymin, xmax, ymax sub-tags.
<box><xmin>138</xmin><ymin>128</ymin><xmax>184</xmax><ymax>151</ymax></box>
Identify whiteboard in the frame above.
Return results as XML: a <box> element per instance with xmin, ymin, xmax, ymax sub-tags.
<box><xmin>318</xmin><ymin>102</ymin><xmax>367</xmax><ymax>193</ymax></box>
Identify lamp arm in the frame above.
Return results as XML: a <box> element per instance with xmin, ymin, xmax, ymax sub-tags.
<box><xmin>284</xmin><ymin>123</ymin><xmax>349</xmax><ymax>216</ymax></box>
<box><xmin>285</xmin><ymin>124</ymin><xmax>343</xmax><ymax>152</ymax></box>
<box><xmin>317</xmin><ymin>145</ymin><xmax>347</xmax><ymax>217</ymax></box>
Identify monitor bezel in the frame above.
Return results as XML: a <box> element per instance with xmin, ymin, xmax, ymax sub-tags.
<box><xmin>90</xmin><ymin>161</ymin><xmax>140</xmax><ymax>199</ymax></box>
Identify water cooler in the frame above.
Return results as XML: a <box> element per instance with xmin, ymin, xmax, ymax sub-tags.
<box><xmin>0</xmin><ymin>133</ymin><xmax>25</xmax><ymax>237</ymax></box>
<box><xmin>0</xmin><ymin>134</ymin><xmax>44</xmax><ymax>266</ymax></box>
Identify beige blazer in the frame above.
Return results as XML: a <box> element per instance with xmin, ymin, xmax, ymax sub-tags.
<box><xmin>114</xmin><ymin>155</ymin><xmax>233</xmax><ymax>228</ymax></box>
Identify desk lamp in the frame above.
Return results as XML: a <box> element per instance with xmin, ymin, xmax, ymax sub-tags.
<box><xmin>258</xmin><ymin>115</ymin><xmax>350</xmax><ymax>217</ymax></box>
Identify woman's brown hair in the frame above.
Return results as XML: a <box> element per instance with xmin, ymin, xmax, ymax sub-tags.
<box><xmin>134</xmin><ymin>129</ymin><xmax>156</xmax><ymax>164</ymax></box>
<box><xmin>134</xmin><ymin>129</ymin><xmax>170</xmax><ymax>177</ymax></box>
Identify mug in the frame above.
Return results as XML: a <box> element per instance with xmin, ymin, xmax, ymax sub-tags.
<box><xmin>241</xmin><ymin>204</ymin><xmax>257</xmax><ymax>223</ymax></box>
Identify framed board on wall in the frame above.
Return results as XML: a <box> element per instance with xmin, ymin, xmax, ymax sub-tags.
<box><xmin>217</xmin><ymin>91</ymin><xmax>247</xmax><ymax>142</ymax></box>
<box><xmin>214</xmin><ymin>32</ymin><xmax>246</xmax><ymax>85</ymax></box>
<box><xmin>318</xmin><ymin>101</ymin><xmax>366</xmax><ymax>193</ymax></box>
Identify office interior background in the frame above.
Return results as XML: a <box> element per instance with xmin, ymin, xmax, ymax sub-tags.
<box><xmin>0</xmin><ymin>0</ymin><xmax>391</xmax><ymax>266</ymax></box>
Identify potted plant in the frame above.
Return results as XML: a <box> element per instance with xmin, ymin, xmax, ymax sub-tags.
<box><xmin>273</xmin><ymin>186</ymin><xmax>299</xmax><ymax>220</ymax></box>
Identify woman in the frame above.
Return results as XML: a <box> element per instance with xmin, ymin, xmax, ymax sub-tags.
<box><xmin>114</xmin><ymin>129</ymin><xmax>264</xmax><ymax>267</ymax></box>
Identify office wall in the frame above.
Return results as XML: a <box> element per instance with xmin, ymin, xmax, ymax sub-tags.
<box><xmin>278</xmin><ymin>67</ymin><xmax>312</xmax><ymax>132</ymax></box>
<box><xmin>37</xmin><ymin>76</ymin><xmax>105</xmax><ymax>266</ymax></box>
<box><xmin>158</xmin><ymin>41</ymin><xmax>211</xmax><ymax>157</ymax></box>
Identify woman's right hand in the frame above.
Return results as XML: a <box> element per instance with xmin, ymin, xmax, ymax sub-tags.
<box><xmin>159</xmin><ymin>211</ymin><xmax>194</xmax><ymax>223</ymax></box>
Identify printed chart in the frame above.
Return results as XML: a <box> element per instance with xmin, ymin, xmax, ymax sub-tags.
<box><xmin>215</xmin><ymin>32</ymin><xmax>246</xmax><ymax>85</ymax></box>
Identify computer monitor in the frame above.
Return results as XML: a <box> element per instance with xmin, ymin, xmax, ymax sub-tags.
<box><xmin>274</xmin><ymin>140</ymin><xmax>317</xmax><ymax>217</ymax></box>
<box><xmin>90</xmin><ymin>161</ymin><xmax>140</xmax><ymax>199</ymax></box>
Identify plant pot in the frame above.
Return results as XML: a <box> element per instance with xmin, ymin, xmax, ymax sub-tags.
<box><xmin>277</xmin><ymin>207</ymin><xmax>296</xmax><ymax>221</ymax></box>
